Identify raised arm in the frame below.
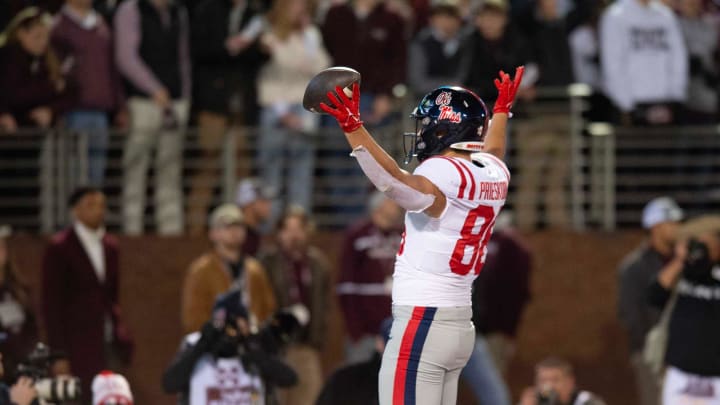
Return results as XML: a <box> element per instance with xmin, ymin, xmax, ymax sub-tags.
<box><xmin>320</xmin><ymin>84</ymin><xmax>446</xmax><ymax>217</ymax></box>
<box><xmin>483</xmin><ymin>66</ymin><xmax>524</xmax><ymax>160</ymax></box>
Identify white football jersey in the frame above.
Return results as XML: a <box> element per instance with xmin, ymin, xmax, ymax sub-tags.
<box><xmin>393</xmin><ymin>153</ymin><xmax>510</xmax><ymax>307</ymax></box>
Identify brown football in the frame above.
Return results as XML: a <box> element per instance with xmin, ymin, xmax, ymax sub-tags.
<box><xmin>303</xmin><ymin>66</ymin><xmax>361</xmax><ymax>114</ymax></box>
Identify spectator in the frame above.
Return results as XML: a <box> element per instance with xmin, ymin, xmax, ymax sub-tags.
<box><xmin>617</xmin><ymin>196</ymin><xmax>682</xmax><ymax>405</ymax></box>
<box><xmin>114</xmin><ymin>0</ymin><xmax>191</xmax><ymax>235</ymax></box>
<box><xmin>517</xmin><ymin>0</ymin><xmax>574</xmax><ymax>86</ymax></box>
<box><xmin>648</xmin><ymin>215</ymin><xmax>720</xmax><ymax>405</ymax></box>
<box><xmin>519</xmin><ymin>357</ymin><xmax>607</xmax><ymax>405</ymax></box>
<box><xmin>41</xmin><ymin>187</ymin><xmax>134</xmax><ymax>398</ymax></box>
<box><xmin>336</xmin><ymin>192</ymin><xmax>402</xmax><ymax>365</ymax></box>
<box><xmin>260</xmin><ymin>206</ymin><xmax>330</xmax><ymax>405</ymax></box>
<box><xmin>0</xmin><ymin>353</ymin><xmax>37</xmax><ymax>405</ymax></box>
<box><xmin>462</xmin><ymin>0</ymin><xmax>535</xmax><ymax>104</ymax></box>
<box><xmin>514</xmin><ymin>0</ymin><xmax>574</xmax><ymax>231</ymax></box>
<box><xmin>462</xmin><ymin>214</ymin><xmax>532</xmax><ymax>405</ymax></box>
<box><xmin>256</xmin><ymin>0</ymin><xmax>330</xmax><ymax>222</ymax></box>
<box><xmin>677</xmin><ymin>0</ymin><xmax>718</xmax><ymax>123</ymax></box>
<box><xmin>51</xmin><ymin>0</ymin><xmax>126</xmax><ymax>186</ymax></box>
<box><xmin>320</xmin><ymin>0</ymin><xmax>407</xmax><ymax>222</ymax></box>
<box><xmin>0</xmin><ymin>225</ymin><xmax>37</xmax><ymax>376</ymax></box>
<box><xmin>235</xmin><ymin>178</ymin><xmax>277</xmax><ymax>257</ymax></box>
<box><xmin>322</xmin><ymin>0</ymin><xmax>407</xmax><ymax>126</ymax></box>
<box><xmin>181</xmin><ymin>203</ymin><xmax>277</xmax><ymax>334</ymax></box>
<box><xmin>164</xmin><ymin>291</ymin><xmax>297</xmax><ymax>405</ymax></box>
<box><xmin>91</xmin><ymin>371</ymin><xmax>133</xmax><ymax>405</ymax></box>
<box><xmin>315</xmin><ymin>317</ymin><xmax>392</xmax><ymax>405</ymax></box>
<box><xmin>568</xmin><ymin>0</ymin><xmax>614</xmax><ymax>122</ymax></box>
<box><xmin>599</xmin><ymin>0</ymin><xmax>687</xmax><ymax>125</ymax></box>
<box><xmin>407</xmin><ymin>1</ymin><xmax>468</xmax><ymax>98</ymax></box>
<box><xmin>0</xmin><ymin>7</ymin><xmax>71</xmax><ymax>132</ymax></box>
<box><xmin>186</xmin><ymin>0</ymin><xmax>269</xmax><ymax>234</ymax></box>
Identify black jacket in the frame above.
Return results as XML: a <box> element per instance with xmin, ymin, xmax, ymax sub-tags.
<box><xmin>462</xmin><ymin>25</ymin><xmax>533</xmax><ymax>104</ymax></box>
<box><xmin>190</xmin><ymin>0</ymin><xmax>268</xmax><ymax>121</ymax></box>
<box><xmin>648</xmin><ymin>265</ymin><xmax>720</xmax><ymax>376</ymax></box>
<box><xmin>316</xmin><ymin>353</ymin><xmax>382</xmax><ymax>405</ymax></box>
<box><xmin>516</xmin><ymin>12</ymin><xmax>574</xmax><ymax>86</ymax></box>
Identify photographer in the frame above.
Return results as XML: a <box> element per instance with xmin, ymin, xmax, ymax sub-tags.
<box><xmin>648</xmin><ymin>215</ymin><xmax>720</xmax><ymax>405</ymax></box>
<box><xmin>162</xmin><ymin>290</ymin><xmax>297</xmax><ymax>405</ymax></box>
<box><xmin>518</xmin><ymin>357</ymin><xmax>606</xmax><ymax>405</ymax></box>
<box><xmin>0</xmin><ymin>353</ymin><xmax>37</xmax><ymax>405</ymax></box>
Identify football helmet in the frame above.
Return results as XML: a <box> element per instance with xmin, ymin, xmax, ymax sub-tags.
<box><xmin>404</xmin><ymin>86</ymin><xmax>489</xmax><ymax>163</ymax></box>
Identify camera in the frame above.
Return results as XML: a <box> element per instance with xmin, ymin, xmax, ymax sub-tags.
<box><xmin>16</xmin><ymin>343</ymin><xmax>81</xmax><ymax>404</ymax></box>
<box><xmin>537</xmin><ymin>386</ymin><xmax>560</xmax><ymax>405</ymax></box>
<box><xmin>227</xmin><ymin>308</ymin><xmax>304</xmax><ymax>356</ymax></box>
<box><xmin>684</xmin><ymin>238</ymin><xmax>715</xmax><ymax>280</ymax></box>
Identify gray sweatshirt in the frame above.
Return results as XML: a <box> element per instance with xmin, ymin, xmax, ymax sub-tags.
<box><xmin>599</xmin><ymin>0</ymin><xmax>687</xmax><ymax>112</ymax></box>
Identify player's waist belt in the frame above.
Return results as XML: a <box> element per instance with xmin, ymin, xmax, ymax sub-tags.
<box><xmin>392</xmin><ymin>305</ymin><xmax>472</xmax><ymax>321</ymax></box>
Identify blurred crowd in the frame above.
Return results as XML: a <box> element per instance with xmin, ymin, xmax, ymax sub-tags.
<box><xmin>1</xmin><ymin>0</ymin><xmax>719</xmax><ymax>234</ymax></box>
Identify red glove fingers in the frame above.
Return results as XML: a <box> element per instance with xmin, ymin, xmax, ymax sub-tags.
<box><xmin>493</xmin><ymin>66</ymin><xmax>525</xmax><ymax>114</ymax></box>
<box><xmin>319</xmin><ymin>83</ymin><xmax>364</xmax><ymax>133</ymax></box>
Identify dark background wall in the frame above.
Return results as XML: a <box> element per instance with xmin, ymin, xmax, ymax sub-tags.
<box><xmin>9</xmin><ymin>229</ymin><xmax>645</xmax><ymax>404</ymax></box>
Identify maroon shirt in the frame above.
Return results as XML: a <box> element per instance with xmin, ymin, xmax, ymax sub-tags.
<box><xmin>337</xmin><ymin>219</ymin><xmax>401</xmax><ymax>340</ymax></box>
<box><xmin>0</xmin><ymin>44</ymin><xmax>72</xmax><ymax>124</ymax></box>
<box><xmin>51</xmin><ymin>9</ymin><xmax>124</xmax><ymax>112</ymax></box>
<box><xmin>472</xmin><ymin>229</ymin><xmax>532</xmax><ymax>337</ymax></box>
<box><xmin>321</xmin><ymin>3</ymin><xmax>407</xmax><ymax>96</ymax></box>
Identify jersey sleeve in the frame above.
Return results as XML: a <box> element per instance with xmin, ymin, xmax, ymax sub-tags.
<box><xmin>413</xmin><ymin>157</ymin><xmax>465</xmax><ymax>199</ymax></box>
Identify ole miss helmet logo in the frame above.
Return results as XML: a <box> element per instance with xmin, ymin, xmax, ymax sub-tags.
<box><xmin>438</xmin><ymin>105</ymin><xmax>462</xmax><ymax>123</ymax></box>
<box><xmin>435</xmin><ymin>91</ymin><xmax>452</xmax><ymax>106</ymax></box>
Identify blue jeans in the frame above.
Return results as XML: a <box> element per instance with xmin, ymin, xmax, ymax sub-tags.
<box><xmin>460</xmin><ymin>335</ymin><xmax>511</xmax><ymax>405</ymax></box>
<box><xmin>258</xmin><ymin>105</ymin><xmax>316</xmax><ymax>222</ymax></box>
<box><xmin>65</xmin><ymin>110</ymin><xmax>109</xmax><ymax>186</ymax></box>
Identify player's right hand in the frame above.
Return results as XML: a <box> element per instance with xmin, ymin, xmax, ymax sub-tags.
<box><xmin>319</xmin><ymin>83</ymin><xmax>364</xmax><ymax>133</ymax></box>
<box><xmin>493</xmin><ymin>66</ymin><xmax>524</xmax><ymax>114</ymax></box>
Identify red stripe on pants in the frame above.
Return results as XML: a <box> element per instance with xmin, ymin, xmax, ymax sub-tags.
<box><xmin>392</xmin><ymin>307</ymin><xmax>426</xmax><ymax>404</ymax></box>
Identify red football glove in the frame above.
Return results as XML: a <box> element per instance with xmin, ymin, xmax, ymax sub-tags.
<box><xmin>493</xmin><ymin>66</ymin><xmax>525</xmax><ymax>114</ymax></box>
<box><xmin>319</xmin><ymin>83</ymin><xmax>363</xmax><ymax>133</ymax></box>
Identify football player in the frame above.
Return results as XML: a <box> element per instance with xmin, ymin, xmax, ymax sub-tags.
<box><xmin>320</xmin><ymin>66</ymin><xmax>524</xmax><ymax>405</ymax></box>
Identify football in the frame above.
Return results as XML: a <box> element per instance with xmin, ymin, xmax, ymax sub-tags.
<box><xmin>302</xmin><ymin>66</ymin><xmax>361</xmax><ymax>114</ymax></box>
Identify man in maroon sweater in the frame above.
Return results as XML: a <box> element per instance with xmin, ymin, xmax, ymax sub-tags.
<box><xmin>51</xmin><ymin>0</ymin><xmax>125</xmax><ymax>186</ymax></box>
<box><xmin>336</xmin><ymin>192</ymin><xmax>402</xmax><ymax>364</ymax></box>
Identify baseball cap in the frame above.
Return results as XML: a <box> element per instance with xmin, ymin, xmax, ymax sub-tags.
<box><xmin>642</xmin><ymin>197</ymin><xmax>683</xmax><ymax>229</ymax></box>
<box><xmin>235</xmin><ymin>178</ymin><xmax>278</xmax><ymax>207</ymax></box>
<box><xmin>212</xmin><ymin>290</ymin><xmax>250</xmax><ymax>323</ymax></box>
<box><xmin>92</xmin><ymin>371</ymin><xmax>133</xmax><ymax>405</ymax></box>
<box><xmin>209</xmin><ymin>204</ymin><xmax>244</xmax><ymax>228</ymax></box>
<box><xmin>430</xmin><ymin>0</ymin><xmax>461</xmax><ymax>17</ymax></box>
<box><xmin>478</xmin><ymin>0</ymin><xmax>508</xmax><ymax>13</ymax></box>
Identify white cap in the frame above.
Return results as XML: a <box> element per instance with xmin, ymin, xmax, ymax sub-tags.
<box><xmin>642</xmin><ymin>197</ymin><xmax>683</xmax><ymax>229</ymax></box>
<box><xmin>209</xmin><ymin>204</ymin><xmax>244</xmax><ymax>228</ymax></box>
<box><xmin>92</xmin><ymin>371</ymin><xmax>133</xmax><ymax>405</ymax></box>
<box><xmin>235</xmin><ymin>178</ymin><xmax>277</xmax><ymax>207</ymax></box>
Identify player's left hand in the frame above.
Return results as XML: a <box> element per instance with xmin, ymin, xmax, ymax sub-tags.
<box><xmin>319</xmin><ymin>83</ymin><xmax>364</xmax><ymax>133</ymax></box>
<box><xmin>493</xmin><ymin>66</ymin><xmax>525</xmax><ymax>115</ymax></box>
